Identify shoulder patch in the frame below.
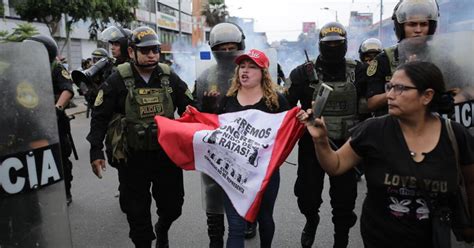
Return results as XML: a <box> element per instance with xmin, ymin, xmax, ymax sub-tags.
<box><xmin>366</xmin><ymin>60</ymin><xmax>378</xmax><ymax>77</ymax></box>
<box><xmin>61</xmin><ymin>69</ymin><xmax>71</xmax><ymax>80</ymax></box>
<box><xmin>94</xmin><ymin>89</ymin><xmax>104</xmax><ymax>107</ymax></box>
<box><xmin>16</xmin><ymin>81</ymin><xmax>39</xmax><ymax>109</ymax></box>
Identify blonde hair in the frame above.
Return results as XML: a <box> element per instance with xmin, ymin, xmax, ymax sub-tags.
<box><xmin>226</xmin><ymin>66</ymin><xmax>280</xmax><ymax>110</ymax></box>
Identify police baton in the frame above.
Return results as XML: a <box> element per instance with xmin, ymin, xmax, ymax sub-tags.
<box><xmin>68</xmin><ymin>115</ymin><xmax>79</xmax><ymax>161</ymax></box>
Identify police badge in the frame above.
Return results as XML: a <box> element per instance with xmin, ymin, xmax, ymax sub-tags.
<box><xmin>366</xmin><ymin>60</ymin><xmax>378</xmax><ymax>77</ymax></box>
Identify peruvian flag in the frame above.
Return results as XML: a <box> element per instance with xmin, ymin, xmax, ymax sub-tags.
<box><xmin>155</xmin><ymin>106</ymin><xmax>305</xmax><ymax>222</ymax></box>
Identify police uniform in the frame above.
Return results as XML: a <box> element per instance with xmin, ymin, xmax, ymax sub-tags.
<box><xmin>51</xmin><ymin>61</ymin><xmax>75</xmax><ymax>199</ymax></box>
<box><xmin>193</xmin><ymin>22</ymin><xmax>247</xmax><ymax>248</ymax></box>
<box><xmin>288</xmin><ymin>55</ymin><xmax>364</xmax><ymax>247</ymax></box>
<box><xmin>364</xmin><ymin>44</ymin><xmax>402</xmax><ymax>117</ymax></box>
<box><xmin>86</xmin><ymin>61</ymin><xmax>194</xmax><ymax>245</ymax></box>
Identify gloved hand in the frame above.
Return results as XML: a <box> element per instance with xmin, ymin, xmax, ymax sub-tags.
<box><xmin>202</xmin><ymin>90</ymin><xmax>220</xmax><ymax>113</ymax></box>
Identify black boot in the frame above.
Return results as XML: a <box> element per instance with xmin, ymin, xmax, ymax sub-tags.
<box><xmin>133</xmin><ymin>240</ymin><xmax>152</xmax><ymax>248</ymax></box>
<box><xmin>244</xmin><ymin>221</ymin><xmax>257</xmax><ymax>239</ymax></box>
<box><xmin>155</xmin><ymin>219</ymin><xmax>170</xmax><ymax>248</ymax></box>
<box><xmin>301</xmin><ymin>215</ymin><xmax>319</xmax><ymax>248</ymax></box>
<box><xmin>206</xmin><ymin>213</ymin><xmax>224</xmax><ymax>248</ymax></box>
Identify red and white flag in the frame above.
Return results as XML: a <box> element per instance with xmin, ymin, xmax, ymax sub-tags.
<box><xmin>155</xmin><ymin>106</ymin><xmax>305</xmax><ymax>222</ymax></box>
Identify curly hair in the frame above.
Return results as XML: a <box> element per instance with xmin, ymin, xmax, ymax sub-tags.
<box><xmin>226</xmin><ymin>66</ymin><xmax>279</xmax><ymax>110</ymax></box>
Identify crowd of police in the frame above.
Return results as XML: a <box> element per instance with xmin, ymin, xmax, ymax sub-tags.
<box><xmin>2</xmin><ymin>0</ymin><xmax>474</xmax><ymax>247</ymax></box>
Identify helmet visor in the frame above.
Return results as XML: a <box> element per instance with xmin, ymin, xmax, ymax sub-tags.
<box><xmin>209</xmin><ymin>23</ymin><xmax>243</xmax><ymax>49</ymax></box>
<box><xmin>396</xmin><ymin>0</ymin><xmax>439</xmax><ymax>23</ymax></box>
<box><xmin>360</xmin><ymin>38</ymin><xmax>382</xmax><ymax>53</ymax></box>
<box><xmin>100</xmin><ymin>26</ymin><xmax>127</xmax><ymax>43</ymax></box>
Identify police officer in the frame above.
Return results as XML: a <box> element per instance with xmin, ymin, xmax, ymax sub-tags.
<box><xmin>84</xmin><ymin>48</ymin><xmax>114</xmax><ymax>118</ymax></box>
<box><xmin>91</xmin><ymin>47</ymin><xmax>109</xmax><ymax>63</ymax></box>
<box><xmin>25</xmin><ymin>34</ymin><xmax>75</xmax><ymax>205</ymax></box>
<box><xmin>287</xmin><ymin>22</ymin><xmax>364</xmax><ymax>248</ymax></box>
<box><xmin>100</xmin><ymin>25</ymin><xmax>132</xmax><ymax>65</ymax></box>
<box><xmin>87</xmin><ymin>26</ymin><xmax>194</xmax><ymax>248</ymax></box>
<box><xmin>193</xmin><ymin>22</ymin><xmax>248</xmax><ymax>248</ymax></box>
<box><xmin>365</xmin><ymin>0</ymin><xmax>439</xmax><ymax>116</ymax></box>
<box><xmin>358</xmin><ymin>38</ymin><xmax>382</xmax><ymax>64</ymax></box>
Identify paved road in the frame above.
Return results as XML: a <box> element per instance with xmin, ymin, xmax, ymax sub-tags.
<box><xmin>65</xmin><ymin>97</ymin><xmax>470</xmax><ymax>248</ymax></box>
<box><xmin>66</xmin><ymin>97</ymin><xmax>365</xmax><ymax>248</ymax></box>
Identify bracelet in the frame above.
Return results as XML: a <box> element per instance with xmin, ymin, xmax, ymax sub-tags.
<box><xmin>55</xmin><ymin>105</ymin><xmax>64</xmax><ymax>111</ymax></box>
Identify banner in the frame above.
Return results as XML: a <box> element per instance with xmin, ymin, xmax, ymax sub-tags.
<box><xmin>155</xmin><ymin>106</ymin><xmax>304</xmax><ymax>221</ymax></box>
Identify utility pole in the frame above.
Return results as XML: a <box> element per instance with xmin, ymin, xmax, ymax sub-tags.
<box><xmin>378</xmin><ymin>0</ymin><xmax>383</xmax><ymax>40</ymax></box>
<box><xmin>178</xmin><ymin>0</ymin><xmax>182</xmax><ymax>38</ymax></box>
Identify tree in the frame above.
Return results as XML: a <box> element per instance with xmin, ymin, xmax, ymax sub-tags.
<box><xmin>0</xmin><ymin>2</ymin><xmax>5</xmax><ymax>17</ymax></box>
<box><xmin>0</xmin><ymin>23</ymin><xmax>39</xmax><ymax>42</ymax></box>
<box><xmin>10</xmin><ymin>0</ymin><xmax>138</xmax><ymax>40</ymax></box>
<box><xmin>201</xmin><ymin>0</ymin><xmax>228</xmax><ymax>27</ymax></box>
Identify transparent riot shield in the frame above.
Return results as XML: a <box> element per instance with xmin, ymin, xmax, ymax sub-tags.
<box><xmin>0</xmin><ymin>42</ymin><xmax>73</xmax><ymax>247</ymax></box>
<box><xmin>194</xmin><ymin>48</ymin><xmax>279</xmax><ymax>107</ymax></box>
<box><xmin>398</xmin><ymin>31</ymin><xmax>474</xmax><ymax>133</ymax></box>
<box><xmin>195</xmin><ymin>49</ymin><xmax>242</xmax><ymax>109</ymax></box>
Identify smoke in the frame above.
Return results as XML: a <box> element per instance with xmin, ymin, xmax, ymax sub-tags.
<box><xmin>168</xmin><ymin>38</ymin><xmax>204</xmax><ymax>90</ymax></box>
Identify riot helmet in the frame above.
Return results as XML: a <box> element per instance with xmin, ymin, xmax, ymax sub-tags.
<box><xmin>129</xmin><ymin>26</ymin><xmax>161</xmax><ymax>68</ymax></box>
<box><xmin>209</xmin><ymin>22</ymin><xmax>245</xmax><ymax>50</ymax></box>
<box><xmin>91</xmin><ymin>48</ymin><xmax>109</xmax><ymax>63</ymax></box>
<box><xmin>392</xmin><ymin>0</ymin><xmax>439</xmax><ymax>41</ymax></box>
<box><xmin>24</xmin><ymin>35</ymin><xmax>58</xmax><ymax>63</ymax></box>
<box><xmin>100</xmin><ymin>26</ymin><xmax>132</xmax><ymax>61</ymax></box>
<box><xmin>209</xmin><ymin>22</ymin><xmax>246</xmax><ymax>64</ymax></box>
<box><xmin>359</xmin><ymin>38</ymin><xmax>383</xmax><ymax>62</ymax></box>
<box><xmin>318</xmin><ymin>22</ymin><xmax>347</xmax><ymax>63</ymax></box>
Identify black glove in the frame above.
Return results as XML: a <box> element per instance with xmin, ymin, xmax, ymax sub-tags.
<box><xmin>202</xmin><ymin>94</ymin><xmax>219</xmax><ymax>113</ymax></box>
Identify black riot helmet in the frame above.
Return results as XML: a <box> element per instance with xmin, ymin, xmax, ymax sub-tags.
<box><xmin>392</xmin><ymin>0</ymin><xmax>439</xmax><ymax>42</ymax></box>
<box><xmin>358</xmin><ymin>38</ymin><xmax>383</xmax><ymax>62</ymax></box>
<box><xmin>100</xmin><ymin>26</ymin><xmax>132</xmax><ymax>62</ymax></box>
<box><xmin>209</xmin><ymin>22</ymin><xmax>246</xmax><ymax>64</ymax></box>
<box><xmin>129</xmin><ymin>26</ymin><xmax>161</xmax><ymax>68</ymax></box>
<box><xmin>24</xmin><ymin>35</ymin><xmax>58</xmax><ymax>63</ymax></box>
<box><xmin>318</xmin><ymin>22</ymin><xmax>347</xmax><ymax>63</ymax></box>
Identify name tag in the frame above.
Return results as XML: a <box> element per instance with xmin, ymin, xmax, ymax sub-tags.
<box><xmin>142</xmin><ymin>97</ymin><xmax>160</xmax><ymax>104</ymax></box>
<box><xmin>139</xmin><ymin>104</ymin><xmax>163</xmax><ymax>118</ymax></box>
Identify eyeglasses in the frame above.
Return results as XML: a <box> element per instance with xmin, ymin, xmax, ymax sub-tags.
<box><xmin>385</xmin><ymin>83</ymin><xmax>419</xmax><ymax>95</ymax></box>
<box><xmin>137</xmin><ymin>46</ymin><xmax>160</xmax><ymax>54</ymax></box>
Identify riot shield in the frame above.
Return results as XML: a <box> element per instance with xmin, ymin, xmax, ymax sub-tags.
<box><xmin>398</xmin><ymin>31</ymin><xmax>474</xmax><ymax>133</ymax></box>
<box><xmin>0</xmin><ymin>42</ymin><xmax>73</xmax><ymax>247</ymax></box>
<box><xmin>194</xmin><ymin>48</ymin><xmax>279</xmax><ymax>107</ymax></box>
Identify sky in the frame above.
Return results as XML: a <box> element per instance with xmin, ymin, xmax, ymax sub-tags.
<box><xmin>225</xmin><ymin>0</ymin><xmax>400</xmax><ymax>43</ymax></box>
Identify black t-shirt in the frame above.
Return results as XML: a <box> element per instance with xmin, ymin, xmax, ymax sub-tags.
<box><xmin>350</xmin><ymin>115</ymin><xmax>474</xmax><ymax>247</ymax></box>
<box><xmin>217</xmin><ymin>92</ymin><xmax>290</xmax><ymax>114</ymax></box>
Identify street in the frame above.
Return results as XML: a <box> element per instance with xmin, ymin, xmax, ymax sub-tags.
<box><xmin>65</xmin><ymin>97</ymin><xmax>469</xmax><ymax>248</ymax></box>
<box><xmin>66</xmin><ymin>97</ymin><xmax>365</xmax><ymax>248</ymax></box>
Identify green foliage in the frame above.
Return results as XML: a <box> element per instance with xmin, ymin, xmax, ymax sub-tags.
<box><xmin>0</xmin><ymin>2</ymin><xmax>5</xmax><ymax>17</ymax></box>
<box><xmin>0</xmin><ymin>23</ymin><xmax>39</xmax><ymax>42</ymax></box>
<box><xmin>10</xmin><ymin>0</ymin><xmax>138</xmax><ymax>39</ymax></box>
<box><xmin>201</xmin><ymin>0</ymin><xmax>228</xmax><ymax>27</ymax></box>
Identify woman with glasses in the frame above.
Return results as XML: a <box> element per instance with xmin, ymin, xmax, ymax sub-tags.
<box><xmin>298</xmin><ymin>61</ymin><xmax>474</xmax><ymax>247</ymax></box>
